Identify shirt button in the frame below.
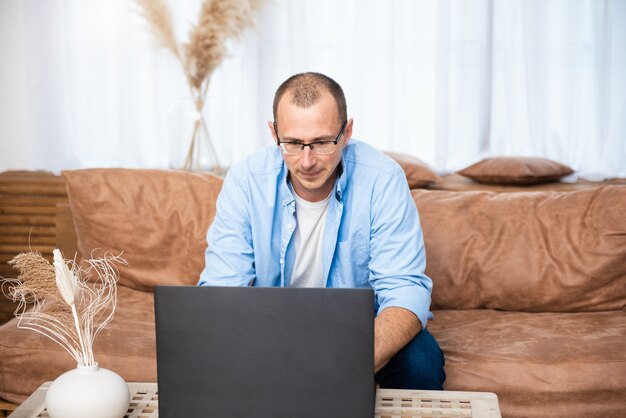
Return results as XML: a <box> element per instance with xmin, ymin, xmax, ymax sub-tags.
<box><xmin>287</xmin><ymin>224</ymin><xmax>293</xmax><ymax>229</ymax></box>
<box><xmin>280</xmin><ymin>259</ymin><xmax>284</xmax><ymax>265</ymax></box>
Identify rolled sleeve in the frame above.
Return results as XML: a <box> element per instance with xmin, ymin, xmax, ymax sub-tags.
<box><xmin>368</xmin><ymin>168</ymin><xmax>433</xmax><ymax>329</ymax></box>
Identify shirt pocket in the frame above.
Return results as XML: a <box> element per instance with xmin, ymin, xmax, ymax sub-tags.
<box><xmin>334</xmin><ymin>236</ymin><xmax>370</xmax><ymax>287</ymax></box>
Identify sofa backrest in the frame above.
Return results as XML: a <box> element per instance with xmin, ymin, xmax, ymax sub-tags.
<box><xmin>63</xmin><ymin>168</ymin><xmax>223</xmax><ymax>292</ymax></box>
<box><xmin>61</xmin><ymin>168</ymin><xmax>626</xmax><ymax>311</ymax></box>
<box><xmin>413</xmin><ymin>186</ymin><xmax>626</xmax><ymax>312</ymax></box>
<box><xmin>55</xmin><ymin>203</ymin><xmax>79</xmax><ymax>258</ymax></box>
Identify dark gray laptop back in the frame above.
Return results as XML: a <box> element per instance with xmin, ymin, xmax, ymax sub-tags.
<box><xmin>154</xmin><ymin>286</ymin><xmax>375</xmax><ymax>418</ymax></box>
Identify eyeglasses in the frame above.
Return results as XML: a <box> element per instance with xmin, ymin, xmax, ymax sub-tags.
<box><xmin>275</xmin><ymin>120</ymin><xmax>347</xmax><ymax>155</ymax></box>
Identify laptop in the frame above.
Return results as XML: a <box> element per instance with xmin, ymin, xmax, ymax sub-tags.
<box><xmin>154</xmin><ymin>286</ymin><xmax>375</xmax><ymax>418</ymax></box>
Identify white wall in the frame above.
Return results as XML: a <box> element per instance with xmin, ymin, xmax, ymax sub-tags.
<box><xmin>0</xmin><ymin>0</ymin><xmax>624</xmax><ymax>177</ymax></box>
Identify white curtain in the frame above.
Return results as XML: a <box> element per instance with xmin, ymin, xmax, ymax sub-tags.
<box><xmin>0</xmin><ymin>0</ymin><xmax>624</xmax><ymax>178</ymax></box>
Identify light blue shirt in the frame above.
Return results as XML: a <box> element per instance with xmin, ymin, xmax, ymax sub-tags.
<box><xmin>199</xmin><ymin>140</ymin><xmax>433</xmax><ymax>328</ymax></box>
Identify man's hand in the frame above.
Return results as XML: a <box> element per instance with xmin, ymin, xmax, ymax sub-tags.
<box><xmin>374</xmin><ymin>307</ymin><xmax>422</xmax><ymax>372</ymax></box>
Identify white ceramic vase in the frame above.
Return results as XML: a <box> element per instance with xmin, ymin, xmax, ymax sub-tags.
<box><xmin>45</xmin><ymin>363</ymin><xmax>130</xmax><ymax>418</ymax></box>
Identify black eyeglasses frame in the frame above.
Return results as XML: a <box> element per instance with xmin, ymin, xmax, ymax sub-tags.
<box><xmin>274</xmin><ymin>120</ymin><xmax>348</xmax><ymax>154</ymax></box>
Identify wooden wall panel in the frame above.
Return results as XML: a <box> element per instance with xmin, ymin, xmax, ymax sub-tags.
<box><xmin>0</xmin><ymin>171</ymin><xmax>68</xmax><ymax>324</ymax></box>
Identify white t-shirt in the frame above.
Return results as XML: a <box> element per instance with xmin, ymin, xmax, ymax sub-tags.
<box><xmin>289</xmin><ymin>190</ymin><xmax>332</xmax><ymax>287</ymax></box>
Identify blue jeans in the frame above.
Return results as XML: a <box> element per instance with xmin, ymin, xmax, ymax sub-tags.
<box><xmin>375</xmin><ymin>328</ymin><xmax>446</xmax><ymax>390</ymax></box>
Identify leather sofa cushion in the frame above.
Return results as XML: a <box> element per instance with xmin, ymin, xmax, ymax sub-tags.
<box><xmin>428</xmin><ymin>309</ymin><xmax>626</xmax><ymax>418</ymax></box>
<box><xmin>458</xmin><ymin>157</ymin><xmax>574</xmax><ymax>185</ymax></box>
<box><xmin>62</xmin><ymin>168</ymin><xmax>223</xmax><ymax>291</ymax></box>
<box><xmin>0</xmin><ymin>286</ymin><xmax>157</xmax><ymax>404</ymax></box>
<box><xmin>414</xmin><ymin>186</ymin><xmax>626</xmax><ymax>311</ymax></box>
<box><xmin>383</xmin><ymin>151</ymin><xmax>442</xmax><ymax>188</ymax></box>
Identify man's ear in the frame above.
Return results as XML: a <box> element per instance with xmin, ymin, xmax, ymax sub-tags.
<box><xmin>268</xmin><ymin>121</ymin><xmax>279</xmax><ymax>145</ymax></box>
<box><xmin>343</xmin><ymin>118</ymin><xmax>354</xmax><ymax>143</ymax></box>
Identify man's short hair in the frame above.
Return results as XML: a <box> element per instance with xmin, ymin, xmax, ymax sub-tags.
<box><xmin>273</xmin><ymin>72</ymin><xmax>347</xmax><ymax>124</ymax></box>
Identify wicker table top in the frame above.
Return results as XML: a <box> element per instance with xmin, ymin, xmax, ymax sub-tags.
<box><xmin>11</xmin><ymin>382</ymin><xmax>501</xmax><ymax>418</ymax></box>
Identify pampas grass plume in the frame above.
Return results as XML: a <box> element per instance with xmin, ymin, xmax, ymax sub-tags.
<box><xmin>136</xmin><ymin>0</ymin><xmax>180</xmax><ymax>59</ymax></box>
<box><xmin>137</xmin><ymin>0</ymin><xmax>264</xmax><ymax>90</ymax></box>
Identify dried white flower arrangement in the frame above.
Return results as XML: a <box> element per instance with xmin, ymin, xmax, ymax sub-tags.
<box><xmin>1</xmin><ymin>250</ymin><xmax>125</xmax><ymax>366</ymax></box>
<box><xmin>136</xmin><ymin>0</ymin><xmax>264</xmax><ymax>172</ymax></box>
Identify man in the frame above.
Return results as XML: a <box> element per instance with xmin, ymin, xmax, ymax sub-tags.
<box><xmin>199</xmin><ymin>72</ymin><xmax>445</xmax><ymax>389</ymax></box>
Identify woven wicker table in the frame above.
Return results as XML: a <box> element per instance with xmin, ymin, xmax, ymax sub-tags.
<box><xmin>10</xmin><ymin>382</ymin><xmax>501</xmax><ymax>418</ymax></box>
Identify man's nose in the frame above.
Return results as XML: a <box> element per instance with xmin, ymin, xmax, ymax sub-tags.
<box><xmin>299</xmin><ymin>146</ymin><xmax>316</xmax><ymax>169</ymax></box>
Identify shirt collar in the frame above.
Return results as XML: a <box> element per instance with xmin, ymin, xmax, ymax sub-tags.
<box><xmin>335</xmin><ymin>157</ymin><xmax>346</xmax><ymax>202</ymax></box>
<box><xmin>280</xmin><ymin>155</ymin><xmax>347</xmax><ymax>207</ymax></box>
<box><xmin>281</xmin><ymin>163</ymin><xmax>295</xmax><ymax>207</ymax></box>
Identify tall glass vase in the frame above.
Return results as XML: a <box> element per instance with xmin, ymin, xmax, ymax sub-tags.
<box><xmin>182</xmin><ymin>96</ymin><xmax>221</xmax><ymax>172</ymax></box>
<box><xmin>178</xmin><ymin>77</ymin><xmax>222</xmax><ymax>173</ymax></box>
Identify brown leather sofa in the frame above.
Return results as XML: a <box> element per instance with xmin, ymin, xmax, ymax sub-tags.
<box><xmin>0</xmin><ymin>168</ymin><xmax>624</xmax><ymax>417</ymax></box>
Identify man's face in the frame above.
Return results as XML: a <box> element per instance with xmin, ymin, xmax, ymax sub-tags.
<box><xmin>269</xmin><ymin>92</ymin><xmax>353</xmax><ymax>202</ymax></box>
